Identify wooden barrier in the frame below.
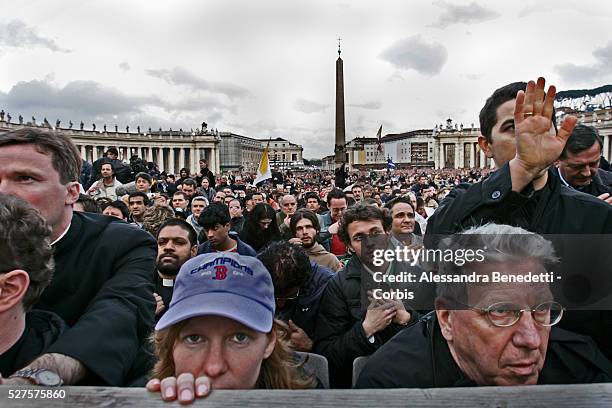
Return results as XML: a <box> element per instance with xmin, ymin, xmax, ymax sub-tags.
<box><xmin>0</xmin><ymin>383</ymin><xmax>611</xmax><ymax>407</ymax></box>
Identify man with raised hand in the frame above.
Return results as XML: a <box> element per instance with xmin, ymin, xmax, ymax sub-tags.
<box><xmin>426</xmin><ymin>77</ymin><xmax>612</xmax><ymax>360</ymax></box>
<box><xmin>427</xmin><ymin>77</ymin><xmax>612</xmax><ymax>234</ymax></box>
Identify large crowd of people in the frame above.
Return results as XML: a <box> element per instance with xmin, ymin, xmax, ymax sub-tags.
<box><xmin>0</xmin><ymin>76</ymin><xmax>611</xmax><ymax>403</ymax></box>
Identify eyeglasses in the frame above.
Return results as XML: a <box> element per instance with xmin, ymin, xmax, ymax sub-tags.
<box><xmin>455</xmin><ymin>300</ymin><xmax>564</xmax><ymax>328</ymax></box>
<box><xmin>351</xmin><ymin>231</ymin><xmax>386</xmax><ymax>242</ymax></box>
<box><xmin>276</xmin><ymin>288</ymin><xmax>300</xmax><ymax>301</ymax></box>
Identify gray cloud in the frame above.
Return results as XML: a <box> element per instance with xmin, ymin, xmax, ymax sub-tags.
<box><xmin>119</xmin><ymin>62</ymin><xmax>131</xmax><ymax>72</ymax></box>
<box><xmin>593</xmin><ymin>42</ymin><xmax>612</xmax><ymax>65</ymax></box>
<box><xmin>145</xmin><ymin>66</ymin><xmax>252</xmax><ymax>99</ymax></box>
<box><xmin>348</xmin><ymin>101</ymin><xmax>382</xmax><ymax>110</ymax></box>
<box><xmin>554</xmin><ymin>42</ymin><xmax>612</xmax><ymax>84</ymax></box>
<box><xmin>380</xmin><ymin>35</ymin><xmax>448</xmax><ymax>76</ymax></box>
<box><xmin>430</xmin><ymin>1</ymin><xmax>500</xmax><ymax>28</ymax></box>
<box><xmin>0</xmin><ymin>20</ymin><xmax>69</xmax><ymax>52</ymax></box>
<box><xmin>294</xmin><ymin>98</ymin><xmax>329</xmax><ymax>114</ymax></box>
<box><xmin>0</xmin><ymin>79</ymin><xmax>229</xmax><ymax>131</ymax></box>
<box><xmin>1</xmin><ymin>79</ymin><xmax>158</xmax><ymax>115</ymax></box>
<box><xmin>554</xmin><ymin>64</ymin><xmax>603</xmax><ymax>84</ymax></box>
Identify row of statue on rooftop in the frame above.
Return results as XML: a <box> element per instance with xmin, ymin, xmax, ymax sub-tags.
<box><xmin>0</xmin><ymin>110</ymin><xmax>216</xmax><ymax>135</ymax></box>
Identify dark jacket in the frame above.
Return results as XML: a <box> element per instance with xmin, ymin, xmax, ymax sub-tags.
<box><xmin>426</xmin><ymin>163</ymin><xmax>612</xmax><ymax>235</ymax></box>
<box><xmin>196</xmin><ymin>232</ymin><xmax>257</xmax><ymax>257</ymax></box>
<box><xmin>0</xmin><ymin>310</ymin><xmax>66</xmax><ymax>377</ymax></box>
<box><xmin>230</xmin><ymin>216</ymin><xmax>245</xmax><ymax>234</ymax></box>
<box><xmin>277</xmin><ymin>212</ymin><xmax>293</xmax><ymax>241</ymax></box>
<box><xmin>35</xmin><ymin>212</ymin><xmax>157</xmax><ymax>386</ymax></box>
<box><xmin>557</xmin><ymin>168</ymin><xmax>612</xmax><ymax>197</ymax></box>
<box><xmin>197</xmin><ymin>167</ymin><xmax>216</xmax><ymax>189</ymax></box>
<box><xmin>87</xmin><ymin>157</ymin><xmax>133</xmax><ymax>189</ymax></box>
<box><xmin>425</xmin><ymin>163</ymin><xmax>612</xmax><ymax>360</ymax></box>
<box><xmin>334</xmin><ymin>163</ymin><xmax>347</xmax><ymax>189</ymax></box>
<box><xmin>277</xmin><ymin>262</ymin><xmax>334</xmax><ymax>339</ymax></box>
<box><xmin>196</xmin><ymin>186</ymin><xmax>216</xmax><ymax>203</ymax></box>
<box><xmin>80</xmin><ymin>159</ymin><xmax>92</xmax><ymax>188</ymax></box>
<box><xmin>356</xmin><ymin>314</ymin><xmax>612</xmax><ymax>388</ymax></box>
<box><xmin>313</xmin><ymin>255</ymin><xmax>416</xmax><ymax>388</ymax></box>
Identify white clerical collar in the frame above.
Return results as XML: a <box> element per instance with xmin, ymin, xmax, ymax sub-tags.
<box><xmin>162</xmin><ymin>278</ymin><xmax>174</xmax><ymax>287</ymax></box>
<box><xmin>557</xmin><ymin>167</ymin><xmax>572</xmax><ymax>189</ymax></box>
<box><xmin>51</xmin><ymin>222</ymin><xmax>72</xmax><ymax>246</ymax></box>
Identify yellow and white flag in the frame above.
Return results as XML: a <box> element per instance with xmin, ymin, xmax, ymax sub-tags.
<box><xmin>254</xmin><ymin>141</ymin><xmax>272</xmax><ymax>185</ymax></box>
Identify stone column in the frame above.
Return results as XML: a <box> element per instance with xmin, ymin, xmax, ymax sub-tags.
<box><xmin>438</xmin><ymin>143</ymin><xmax>444</xmax><ymax>169</ymax></box>
<box><xmin>179</xmin><ymin>147</ymin><xmax>185</xmax><ymax>170</ymax></box>
<box><xmin>603</xmin><ymin>134</ymin><xmax>610</xmax><ymax>162</ymax></box>
<box><xmin>454</xmin><ymin>143</ymin><xmax>461</xmax><ymax>168</ymax></box>
<box><xmin>479</xmin><ymin>150</ymin><xmax>486</xmax><ymax>169</ymax></box>
<box><xmin>169</xmin><ymin>147</ymin><xmax>176</xmax><ymax>175</ymax></box>
<box><xmin>183</xmin><ymin>147</ymin><xmax>189</xmax><ymax>173</ymax></box>
<box><xmin>469</xmin><ymin>143</ymin><xmax>475</xmax><ymax>168</ymax></box>
<box><xmin>206</xmin><ymin>147</ymin><xmax>213</xmax><ymax>174</ymax></box>
<box><xmin>189</xmin><ymin>147</ymin><xmax>196</xmax><ymax>174</ymax></box>
<box><xmin>214</xmin><ymin>145</ymin><xmax>221</xmax><ymax>175</ymax></box>
<box><xmin>155</xmin><ymin>148</ymin><xmax>162</xmax><ymax>170</ymax></box>
<box><xmin>92</xmin><ymin>145</ymin><xmax>99</xmax><ymax>161</ymax></box>
<box><xmin>80</xmin><ymin>145</ymin><xmax>86</xmax><ymax>161</ymax></box>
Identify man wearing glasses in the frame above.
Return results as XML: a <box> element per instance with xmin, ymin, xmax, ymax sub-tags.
<box><xmin>314</xmin><ymin>204</ymin><xmax>416</xmax><ymax>388</ymax></box>
<box><xmin>356</xmin><ymin>224</ymin><xmax>612</xmax><ymax>388</ymax></box>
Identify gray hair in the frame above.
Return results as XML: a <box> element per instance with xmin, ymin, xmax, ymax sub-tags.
<box><xmin>191</xmin><ymin>196</ymin><xmax>209</xmax><ymax>206</ymax></box>
<box><xmin>435</xmin><ymin>223</ymin><xmax>558</xmax><ymax>303</ymax></box>
<box><xmin>280</xmin><ymin>194</ymin><xmax>296</xmax><ymax>205</ymax></box>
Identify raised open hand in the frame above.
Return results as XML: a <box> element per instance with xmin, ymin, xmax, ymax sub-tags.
<box><xmin>513</xmin><ymin>77</ymin><xmax>577</xmax><ymax>176</ymax></box>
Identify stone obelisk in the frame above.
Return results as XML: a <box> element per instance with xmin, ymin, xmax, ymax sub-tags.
<box><xmin>334</xmin><ymin>38</ymin><xmax>346</xmax><ymax>164</ymax></box>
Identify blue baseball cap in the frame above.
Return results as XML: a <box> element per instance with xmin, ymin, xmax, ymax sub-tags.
<box><xmin>155</xmin><ymin>252</ymin><xmax>276</xmax><ymax>333</ymax></box>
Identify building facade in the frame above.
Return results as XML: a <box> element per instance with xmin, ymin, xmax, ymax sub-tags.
<box><xmin>0</xmin><ymin>118</ymin><xmax>220</xmax><ymax>175</ymax></box>
<box><xmin>559</xmin><ymin>107</ymin><xmax>612</xmax><ymax>161</ymax></box>
<box><xmin>346</xmin><ymin>119</ymin><xmax>485</xmax><ymax>170</ymax></box>
<box><xmin>321</xmin><ymin>155</ymin><xmax>335</xmax><ymax>171</ymax></box>
<box><xmin>433</xmin><ymin>120</ymin><xmax>489</xmax><ymax>169</ymax></box>
<box><xmin>342</xmin><ymin>110</ymin><xmax>612</xmax><ymax>170</ymax></box>
<box><xmin>219</xmin><ymin>132</ymin><xmax>265</xmax><ymax>172</ymax></box>
<box><xmin>260</xmin><ymin>137</ymin><xmax>304</xmax><ymax>169</ymax></box>
<box><xmin>219</xmin><ymin>134</ymin><xmax>305</xmax><ymax>171</ymax></box>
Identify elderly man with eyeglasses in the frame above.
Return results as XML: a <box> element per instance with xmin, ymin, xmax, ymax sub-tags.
<box><xmin>356</xmin><ymin>224</ymin><xmax>612</xmax><ymax>388</ymax></box>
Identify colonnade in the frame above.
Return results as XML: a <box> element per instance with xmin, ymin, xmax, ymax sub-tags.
<box><xmin>74</xmin><ymin>144</ymin><xmax>220</xmax><ymax>175</ymax></box>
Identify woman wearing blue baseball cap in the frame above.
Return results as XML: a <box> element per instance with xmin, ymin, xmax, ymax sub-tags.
<box><xmin>146</xmin><ymin>252</ymin><xmax>315</xmax><ymax>403</ymax></box>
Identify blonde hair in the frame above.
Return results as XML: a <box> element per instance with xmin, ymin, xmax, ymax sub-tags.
<box><xmin>151</xmin><ymin>319</ymin><xmax>315</xmax><ymax>389</ymax></box>
<box><xmin>142</xmin><ymin>204</ymin><xmax>175</xmax><ymax>236</ymax></box>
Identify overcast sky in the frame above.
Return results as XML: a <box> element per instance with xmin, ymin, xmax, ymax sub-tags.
<box><xmin>1</xmin><ymin>0</ymin><xmax>611</xmax><ymax>158</ymax></box>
